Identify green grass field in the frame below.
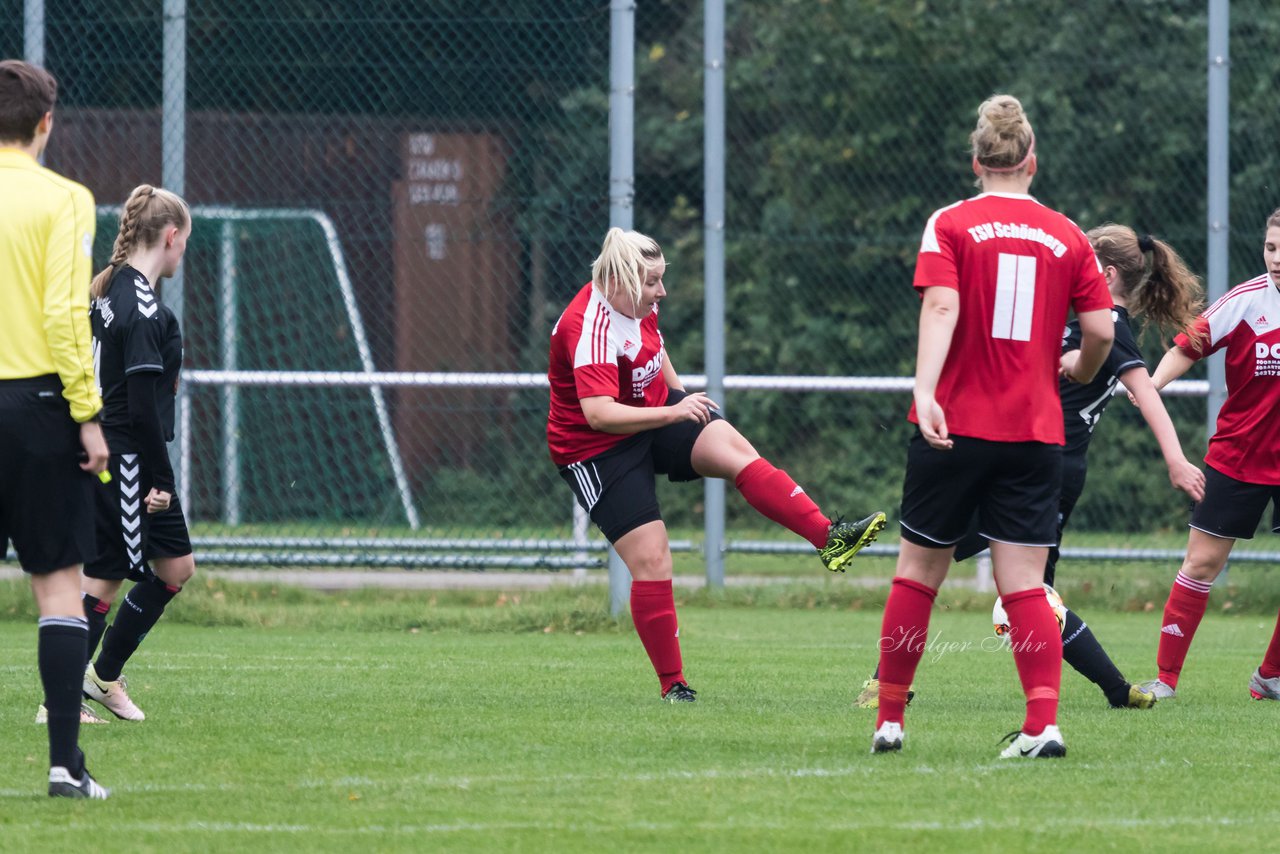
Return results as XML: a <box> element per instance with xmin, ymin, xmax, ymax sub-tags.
<box><xmin>1</xmin><ymin>581</ymin><xmax>1276</xmax><ymax>853</ymax></box>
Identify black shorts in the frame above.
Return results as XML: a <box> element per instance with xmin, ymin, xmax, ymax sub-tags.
<box><xmin>0</xmin><ymin>376</ymin><xmax>96</xmax><ymax>574</ymax></box>
<box><xmin>85</xmin><ymin>452</ymin><xmax>192</xmax><ymax>582</ymax></box>
<box><xmin>558</xmin><ymin>389</ymin><xmax>723</xmax><ymax>543</ymax></box>
<box><xmin>951</xmin><ymin>451</ymin><xmax>1085</xmax><ymax>587</ymax></box>
<box><xmin>900</xmin><ymin>433</ymin><xmax>1062</xmax><ymax>550</ymax></box>
<box><xmin>1189</xmin><ymin>465</ymin><xmax>1280</xmax><ymax>540</ymax></box>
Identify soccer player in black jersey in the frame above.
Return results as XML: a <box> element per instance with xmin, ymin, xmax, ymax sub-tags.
<box><xmin>80</xmin><ymin>184</ymin><xmax>195</xmax><ymax>722</ymax></box>
<box><xmin>859</xmin><ymin>224</ymin><xmax>1205</xmax><ymax>711</ymax></box>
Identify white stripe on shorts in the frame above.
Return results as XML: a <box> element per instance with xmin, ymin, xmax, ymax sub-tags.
<box><xmin>568</xmin><ymin>461</ymin><xmax>602</xmax><ymax>510</ymax></box>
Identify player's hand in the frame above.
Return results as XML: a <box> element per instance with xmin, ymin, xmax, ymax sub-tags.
<box><xmin>671</xmin><ymin>392</ymin><xmax>719</xmax><ymax>425</ymax></box>
<box><xmin>1169</xmin><ymin>459</ymin><xmax>1206</xmax><ymax>502</ymax></box>
<box><xmin>145</xmin><ymin>488</ymin><xmax>172</xmax><ymax>514</ymax></box>
<box><xmin>1059</xmin><ymin>350</ymin><xmax>1084</xmax><ymax>383</ymax></box>
<box><xmin>78</xmin><ymin>421</ymin><xmax>109</xmax><ymax>475</ymax></box>
<box><xmin>914</xmin><ymin>394</ymin><xmax>952</xmax><ymax>450</ymax></box>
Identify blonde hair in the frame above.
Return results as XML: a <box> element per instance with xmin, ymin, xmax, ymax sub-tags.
<box><xmin>591</xmin><ymin>227</ymin><xmax>663</xmax><ymax>309</ymax></box>
<box><xmin>971</xmin><ymin>94</ymin><xmax>1035</xmax><ymax>178</ymax></box>
<box><xmin>1088</xmin><ymin>224</ymin><xmax>1205</xmax><ymax>351</ymax></box>
<box><xmin>1266</xmin><ymin>207</ymin><xmax>1280</xmax><ymax>232</ymax></box>
<box><xmin>90</xmin><ymin>184</ymin><xmax>191</xmax><ymax>299</ymax></box>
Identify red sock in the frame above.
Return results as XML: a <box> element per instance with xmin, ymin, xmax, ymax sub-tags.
<box><xmin>630</xmin><ymin>580</ymin><xmax>685</xmax><ymax>695</ymax></box>
<box><xmin>1259</xmin><ymin>608</ymin><xmax>1280</xmax><ymax>679</ymax></box>
<box><xmin>1157</xmin><ymin>571</ymin><xmax>1211</xmax><ymax>688</ymax></box>
<box><xmin>734</xmin><ymin>458</ymin><xmax>829</xmax><ymax>548</ymax></box>
<box><xmin>1002</xmin><ymin>587</ymin><xmax>1063</xmax><ymax>736</ymax></box>
<box><xmin>876</xmin><ymin>577</ymin><xmax>937</xmax><ymax>728</ymax></box>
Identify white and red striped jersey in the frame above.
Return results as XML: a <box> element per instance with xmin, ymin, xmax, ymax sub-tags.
<box><xmin>1174</xmin><ymin>274</ymin><xmax>1280</xmax><ymax>483</ymax></box>
<box><xmin>910</xmin><ymin>192</ymin><xmax>1112</xmax><ymax>444</ymax></box>
<box><xmin>547</xmin><ymin>283</ymin><xmax>667</xmax><ymax>465</ymax></box>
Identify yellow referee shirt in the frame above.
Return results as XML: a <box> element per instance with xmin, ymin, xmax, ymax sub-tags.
<box><xmin>0</xmin><ymin>147</ymin><xmax>101</xmax><ymax>422</ymax></box>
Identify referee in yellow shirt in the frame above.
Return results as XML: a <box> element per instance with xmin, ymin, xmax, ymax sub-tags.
<box><xmin>0</xmin><ymin>59</ymin><xmax>111</xmax><ymax>799</ymax></box>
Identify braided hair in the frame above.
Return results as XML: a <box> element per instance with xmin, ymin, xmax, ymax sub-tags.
<box><xmin>90</xmin><ymin>184</ymin><xmax>190</xmax><ymax>299</ymax></box>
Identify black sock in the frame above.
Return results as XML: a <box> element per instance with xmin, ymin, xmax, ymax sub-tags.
<box><xmin>95</xmin><ymin>580</ymin><xmax>179</xmax><ymax>682</ymax></box>
<box><xmin>1061</xmin><ymin>608</ymin><xmax>1130</xmax><ymax>706</ymax></box>
<box><xmin>82</xmin><ymin>594</ymin><xmax>111</xmax><ymax>661</ymax></box>
<box><xmin>38</xmin><ymin>617</ymin><xmax>88</xmax><ymax>773</ymax></box>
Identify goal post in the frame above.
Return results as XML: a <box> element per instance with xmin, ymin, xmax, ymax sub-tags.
<box><xmin>96</xmin><ymin>204</ymin><xmax>419</xmax><ymax>529</ymax></box>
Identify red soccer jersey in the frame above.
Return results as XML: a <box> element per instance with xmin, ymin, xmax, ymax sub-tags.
<box><xmin>910</xmin><ymin>192</ymin><xmax>1112</xmax><ymax>444</ymax></box>
<box><xmin>1174</xmin><ymin>274</ymin><xmax>1280</xmax><ymax>484</ymax></box>
<box><xmin>546</xmin><ymin>283</ymin><xmax>668</xmax><ymax>465</ymax></box>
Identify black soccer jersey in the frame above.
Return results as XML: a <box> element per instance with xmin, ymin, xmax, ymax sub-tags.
<box><xmin>1060</xmin><ymin>306</ymin><xmax>1145</xmax><ymax>456</ymax></box>
<box><xmin>91</xmin><ymin>265</ymin><xmax>183</xmax><ymax>455</ymax></box>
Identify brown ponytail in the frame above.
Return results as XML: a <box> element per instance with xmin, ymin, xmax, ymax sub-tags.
<box><xmin>90</xmin><ymin>184</ymin><xmax>191</xmax><ymax>299</ymax></box>
<box><xmin>1087</xmin><ymin>223</ymin><xmax>1205</xmax><ymax>351</ymax></box>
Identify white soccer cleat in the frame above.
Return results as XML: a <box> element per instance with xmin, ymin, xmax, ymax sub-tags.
<box><xmin>871</xmin><ymin>721</ymin><xmax>904</xmax><ymax>753</ymax></box>
<box><xmin>1138</xmin><ymin>678</ymin><xmax>1177</xmax><ymax>700</ymax></box>
<box><xmin>35</xmin><ymin>703</ymin><xmax>110</xmax><ymax>725</ymax></box>
<box><xmin>999</xmin><ymin>724</ymin><xmax>1066</xmax><ymax>759</ymax></box>
<box><xmin>1249</xmin><ymin>668</ymin><xmax>1280</xmax><ymax>701</ymax></box>
<box><xmin>83</xmin><ymin>663</ymin><xmax>145</xmax><ymax>721</ymax></box>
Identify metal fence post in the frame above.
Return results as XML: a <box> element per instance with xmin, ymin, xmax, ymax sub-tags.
<box><xmin>23</xmin><ymin>0</ymin><xmax>44</xmax><ymax>67</ymax></box>
<box><xmin>703</xmin><ymin>0</ymin><xmax>727</xmax><ymax>589</ymax></box>
<box><xmin>1205</xmin><ymin>0</ymin><xmax>1229</xmax><ymax>440</ymax></box>
<box><xmin>220</xmin><ymin>219</ymin><xmax>241</xmax><ymax>525</ymax></box>
<box><xmin>1206</xmin><ymin>0</ymin><xmax>1229</xmax><ymax>581</ymax></box>
<box><xmin>607</xmin><ymin>0</ymin><xmax>636</xmax><ymax>616</ymax></box>
<box><xmin>163</xmin><ymin>0</ymin><xmax>188</xmax><ymax>506</ymax></box>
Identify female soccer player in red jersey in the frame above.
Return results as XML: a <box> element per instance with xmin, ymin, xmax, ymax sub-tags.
<box><xmin>870</xmin><ymin>95</ymin><xmax>1115</xmax><ymax>758</ymax></box>
<box><xmin>548</xmin><ymin>227</ymin><xmax>886</xmax><ymax>702</ymax></box>
<box><xmin>858</xmin><ymin>225</ymin><xmax>1206</xmax><ymax>712</ymax></box>
<box><xmin>1141</xmin><ymin>207</ymin><xmax>1280</xmax><ymax>702</ymax></box>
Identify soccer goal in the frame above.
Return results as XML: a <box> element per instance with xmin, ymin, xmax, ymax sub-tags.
<box><xmin>96</xmin><ymin>205</ymin><xmax>418</xmax><ymax>530</ymax></box>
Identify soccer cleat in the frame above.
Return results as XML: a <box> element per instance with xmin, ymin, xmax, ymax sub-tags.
<box><xmin>820</xmin><ymin>511</ymin><xmax>888</xmax><ymax>572</ymax></box>
<box><xmin>35</xmin><ymin>703</ymin><xmax>110</xmax><ymax>725</ymax></box>
<box><xmin>83</xmin><ymin>663</ymin><xmax>145</xmax><ymax>721</ymax></box>
<box><xmin>998</xmin><ymin>725</ymin><xmax>1066</xmax><ymax>759</ymax></box>
<box><xmin>1248</xmin><ymin>668</ymin><xmax>1280</xmax><ymax>701</ymax></box>
<box><xmin>1118</xmin><ymin>683</ymin><xmax>1158</xmax><ymax>710</ymax></box>
<box><xmin>871</xmin><ymin>721</ymin><xmax>904</xmax><ymax>753</ymax></box>
<box><xmin>662</xmin><ymin>682</ymin><xmax>697</xmax><ymax>703</ymax></box>
<box><xmin>854</xmin><ymin>677</ymin><xmax>914</xmax><ymax>710</ymax></box>
<box><xmin>1138</xmin><ymin>678</ymin><xmax>1176</xmax><ymax>700</ymax></box>
<box><xmin>48</xmin><ymin>766</ymin><xmax>110</xmax><ymax>800</ymax></box>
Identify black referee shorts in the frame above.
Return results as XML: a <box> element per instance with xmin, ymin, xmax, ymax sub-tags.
<box><xmin>559</xmin><ymin>389</ymin><xmax>723</xmax><ymax>543</ymax></box>
<box><xmin>85</xmin><ymin>452</ymin><xmax>192</xmax><ymax>582</ymax></box>
<box><xmin>0</xmin><ymin>375</ymin><xmax>96</xmax><ymax>574</ymax></box>
<box><xmin>1189</xmin><ymin>465</ymin><xmax>1280</xmax><ymax>541</ymax></box>
<box><xmin>900</xmin><ymin>432</ymin><xmax>1062</xmax><ymax>550</ymax></box>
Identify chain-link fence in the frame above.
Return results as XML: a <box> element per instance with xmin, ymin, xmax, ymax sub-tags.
<box><xmin>5</xmin><ymin>1</ymin><xmax>1278</xmax><ymax>574</ymax></box>
<box><xmin>630</xmin><ymin>0</ymin><xmax>1280</xmax><ymax>561</ymax></box>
